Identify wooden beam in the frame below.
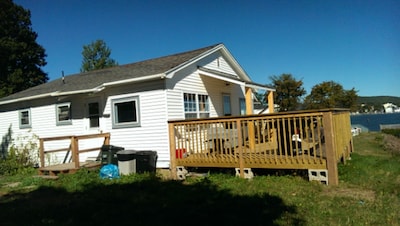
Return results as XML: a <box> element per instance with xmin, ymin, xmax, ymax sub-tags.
<box><xmin>267</xmin><ymin>90</ymin><xmax>274</xmax><ymax>113</ymax></box>
<box><xmin>323</xmin><ymin>112</ymin><xmax>339</xmax><ymax>185</ymax></box>
<box><xmin>245</xmin><ymin>87</ymin><xmax>256</xmax><ymax>150</ymax></box>
<box><xmin>169</xmin><ymin>123</ymin><xmax>177</xmax><ymax>179</ymax></box>
<box><xmin>71</xmin><ymin>136</ymin><xmax>80</xmax><ymax>169</ymax></box>
<box><xmin>245</xmin><ymin>87</ymin><xmax>253</xmax><ymax>115</ymax></box>
<box><xmin>39</xmin><ymin>139</ymin><xmax>45</xmax><ymax>169</ymax></box>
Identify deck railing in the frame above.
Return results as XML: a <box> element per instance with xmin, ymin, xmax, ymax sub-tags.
<box><xmin>39</xmin><ymin>133</ymin><xmax>110</xmax><ymax>171</ymax></box>
<box><xmin>168</xmin><ymin>109</ymin><xmax>353</xmax><ymax>185</ymax></box>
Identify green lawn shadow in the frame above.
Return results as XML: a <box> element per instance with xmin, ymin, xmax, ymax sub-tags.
<box><xmin>0</xmin><ymin>177</ymin><xmax>304</xmax><ymax>226</ymax></box>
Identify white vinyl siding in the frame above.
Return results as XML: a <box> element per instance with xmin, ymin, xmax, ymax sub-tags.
<box><xmin>103</xmin><ymin>90</ymin><xmax>170</xmax><ymax>168</ymax></box>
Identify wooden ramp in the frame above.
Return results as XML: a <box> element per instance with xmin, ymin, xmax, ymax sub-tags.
<box><xmin>38</xmin><ymin>133</ymin><xmax>110</xmax><ymax>177</ymax></box>
<box><xmin>38</xmin><ymin>161</ymin><xmax>102</xmax><ymax>177</ymax></box>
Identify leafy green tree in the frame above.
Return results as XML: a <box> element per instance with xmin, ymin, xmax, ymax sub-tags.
<box><xmin>269</xmin><ymin>73</ymin><xmax>306</xmax><ymax>111</ymax></box>
<box><xmin>304</xmin><ymin>81</ymin><xmax>358</xmax><ymax>111</ymax></box>
<box><xmin>80</xmin><ymin>40</ymin><xmax>118</xmax><ymax>72</ymax></box>
<box><xmin>0</xmin><ymin>0</ymin><xmax>48</xmax><ymax>98</ymax></box>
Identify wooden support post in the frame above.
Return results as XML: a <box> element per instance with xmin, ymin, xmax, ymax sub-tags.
<box><xmin>39</xmin><ymin>138</ymin><xmax>45</xmax><ymax>169</ymax></box>
<box><xmin>267</xmin><ymin>90</ymin><xmax>274</xmax><ymax>113</ymax></box>
<box><xmin>104</xmin><ymin>133</ymin><xmax>110</xmax><ymax>145</ymax></box>
<box><xmin>245</xmin><ymin>87</ymin><xmax>255</xmax><ymax>150</ymax></box>
<box><xmin>169</xmin><ymin>123</ymin><xmax>177</xmax><ymax>179</ymax></box>
<box><xmin>323</xmin><ymin>112</ymin><xmax>339</xmax><ymax>185</ymax></box>
<box><xmin>71</xmin><ymin>136</ymin><xmax>80</xmax><ymax>169</ymax></box>
<box><xmin>245</xmin><ymin>87</ymin><xmax>253</xmax><ymax>115</ymax></box>
<box><xmin>236</xmin><ymin>119</ymin><xmax>244</xmax><ymax>178</ymax></box>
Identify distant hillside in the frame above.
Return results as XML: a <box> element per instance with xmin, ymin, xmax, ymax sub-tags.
<box><xmin>356</xmin><ymin>96</ymin><xmax>400</xmax><ymax>112</ymax></box>
<box><xmin>357</xmin><ymin>96</ymin><xmax>400</xmax><ymax>106</ymax></box>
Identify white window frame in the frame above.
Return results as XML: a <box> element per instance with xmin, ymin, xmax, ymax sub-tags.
<box><xmin>19</xmin><ymin>109</ymin><xmax>31</xmax><ymax>129</ymax></box>
<box><xmin>111</xmin><ymin>96</ymin><xmax>140</xmax><ymax>129</ymax></box>
<box><xmin>184</xmin><ymin>93</ymin><xmax>210</xmax><ymax>119</ymax></box>
<box><xmin>56</xmin><ymin>103</ymin><xmax>72</xmax><ymax>126</ymax></box>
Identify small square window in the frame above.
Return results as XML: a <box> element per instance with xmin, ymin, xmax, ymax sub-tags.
<box><xmin>56</xmin><ymin>103</ymin><xmax>72</xmax><ymax>126</ymax></box>
<box><xmin>112</xmin><ymin>96</ymin><xmax>140</xmax><ymax>128</ymax></box>
<box><xmin>19</xmin><ymin>109</ymin><xmax>31</xmax><ymax>128</ymax></box>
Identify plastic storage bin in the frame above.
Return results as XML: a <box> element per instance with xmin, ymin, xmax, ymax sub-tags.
<box><xmin>101</xmin><ymin>145</ymin><xmax>124</xmax><ymax>165</ymax></box>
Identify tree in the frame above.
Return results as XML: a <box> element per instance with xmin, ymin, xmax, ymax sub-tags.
<box><xmin>80</xmin><ymin>40</ymin><xmax>118</xmax><ymax>72</ymax></box>
<box><xmin>303</xmin><ymin>81</ymin><xmax>358</xmax><ymax>111</ymax></box>
<box><xmin>269</xmin><ymin>74</ymin><xmax>306</xmax><ymax>111</ymax></box>
<box><xmin>0</xmin><ymin>0</ymin><xmax>48</xmax><ymax>98</ymax></box>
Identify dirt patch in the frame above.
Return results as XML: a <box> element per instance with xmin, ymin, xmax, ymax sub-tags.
<box><xmin>322</xmin><ymin>187</ymin><xmax>376</xmax><ymax>202</ymax></box>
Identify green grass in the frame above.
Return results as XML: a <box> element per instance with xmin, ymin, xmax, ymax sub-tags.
<box><xmin>0</xmin><ymin>132</ymin><xmax>399</xmax><ymax>226</ymax></box>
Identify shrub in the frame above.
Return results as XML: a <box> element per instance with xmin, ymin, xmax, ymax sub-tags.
<box><xmin>381</xmin><ymin>129</ymin><xmax>400</xmax><ymax>138</ymax></box>
<box><xmin>0</xmin><ymin>131</ymin><xmax>39</xmax><ymax>175</ymax></box>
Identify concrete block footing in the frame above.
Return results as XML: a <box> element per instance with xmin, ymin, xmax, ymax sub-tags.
<box><xmin>308</xmin><ymin>169</ymin><xmax>328</xmax><ymax>185</ymax></box>
<box><xmin>176</xmin><ymin>166</ymin><xmax>188</xmax><ymax>180</ymax></box>
<box><xmin>235</xmin><ymin>168</ymin><xmax>254</xmax><ymax>179</ymax></box>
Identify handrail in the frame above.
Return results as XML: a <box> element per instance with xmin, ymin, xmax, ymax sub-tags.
<box><xmin>39</xmin><ymin>133</ymin><xmax>110</xmax><ymax>169</ymax></box>
<box><xmin>168</xmin><ymin>109</ymin><xmax>352</xmax><ymax>185</ymax></box>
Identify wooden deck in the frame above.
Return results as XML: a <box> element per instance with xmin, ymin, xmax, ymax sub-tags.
<box><xmin>176</xmin><ymin>153</ymin><xmax>327</xmax><ymax>169</ymax></box>
<box><xmin>169</xmin><ymin>109</ymin><xmax>353</xmax><ymax>185</ymax></box>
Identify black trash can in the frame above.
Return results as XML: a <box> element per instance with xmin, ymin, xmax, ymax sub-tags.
<box><xmin>117</xmin><ymin>150</ymin><xmax>137</xmax><ymax>175</ymax></box>
<box><xmin>101</xmin><ymin>145</ymin><xmax>124</xmax><ymax>165</ymax></box>
<box><xmin>135</xmin><ymin>151</ymin><xmax>158</xmax><ymax>173</ymax></box>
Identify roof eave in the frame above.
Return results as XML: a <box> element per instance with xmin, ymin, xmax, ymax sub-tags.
<box><xmin>0</xmin><ymin>73</ymin><xmax>166</xmax><ymax>105</ymax></box>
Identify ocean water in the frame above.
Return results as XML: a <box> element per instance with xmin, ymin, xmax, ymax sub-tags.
<box><xmin>350</xmin><ymin>113</ymin><xmax>400</xmax><ymax>131</ymax></box>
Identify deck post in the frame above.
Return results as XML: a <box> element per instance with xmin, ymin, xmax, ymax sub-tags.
<box><xmin>169</xmin><ymin>123</ymin><xmax>177</xmax><ymax>179</ymax></box>
<box><xmin>245</xmin><ymin>87</ymin><xmax>256</xmax><ymax>150</ymax></box>
<box><xmin>104</xmin><ymin>133</ymin><xmax>110</xmax><ymax>145</ymax></box>
<box><xmin>267</xmin><ymin>90</ymin><xmax>274</xmax><ymax>113</ymax></box>
<box><xmin>71</xmin><ymin>136</ymin><xmax>80</xmax><ymax>169</ymax></box>
<box><xmin>323</xmin><ymin>111</ymin><xmax>339</xmax><ymax>185</ymax></box>
<box><xmin>39</xmin><ymin>138</ymin><xmax>45</xmax><ymax>168</ymax></box>
<box><xmin>236</xmin><ymin>119</ymin><xmax>244</xmax><ymax>178</ymax></box>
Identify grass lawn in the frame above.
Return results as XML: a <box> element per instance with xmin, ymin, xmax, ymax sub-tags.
<box><xmin>0</xmin><ymin>132</ymin><xmax>399</xmax><ymax>226</ymax></box>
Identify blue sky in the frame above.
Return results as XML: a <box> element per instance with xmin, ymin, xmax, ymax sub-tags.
<box><xmin>14</xmin><ymin>0</ymin><xmax>400</xmax><ymax>97</ymax></box>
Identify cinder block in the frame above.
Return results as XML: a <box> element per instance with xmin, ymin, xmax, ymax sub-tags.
<box><xmin>176</xmin><ymin>166</ymin><xmax>188</xmax><ymax>180</ymax></box>
<box><xmin>235</xmin><ymin>168</ymin><xmax>254</xmax><ymax>179</ymax></box>
<box><xmin>308</xmin><ymin>169</ymin><xmax>328</xmax><ymax>185</ymax></box>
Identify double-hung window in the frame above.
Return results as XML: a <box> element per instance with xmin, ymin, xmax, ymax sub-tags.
<box><xmin>56</xmin><ymin>103</ymin><xmax>72</xmax><ymax>126</ymax></box>
<box><xmin>184</xmin><ymin>93</ymin><xmax>209</xmax><ymax>119</ymax></box>
<box><xmin>19</xmin><ymin>109</ymin><xmax>31</xmax><ymax>129</ymax></box>
<box><xmin>88</xmin><ymin>102</ymin><xmax>100</xmax><ymax>128</ymax></box>
<box><xmin>112</xmin><ymin>96</ymin><xmax>140</xmax><ymax>128</ymax></box>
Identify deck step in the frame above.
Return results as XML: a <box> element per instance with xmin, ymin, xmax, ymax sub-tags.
<box><xmin>33</xmin><ymin>175</ymin><xmax>59</xmax><ymax>180</ymax></box>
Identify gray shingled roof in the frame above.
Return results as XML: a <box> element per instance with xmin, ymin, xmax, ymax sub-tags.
<box><xmin>0</xmin><ymin>43</ymin><xmax>221</xmax><ymax>103</ymax></box>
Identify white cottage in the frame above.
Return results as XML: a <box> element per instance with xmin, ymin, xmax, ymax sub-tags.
<box><xmin>0</xmin><ymin>43</ymin><xmax>275</xmax><ymax>168</ymax></box>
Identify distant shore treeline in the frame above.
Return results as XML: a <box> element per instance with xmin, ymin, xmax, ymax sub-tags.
<box><xmin>356</xmin><ymin>96</ymin><xmax>400</xmax><ymax>112</ymax></box>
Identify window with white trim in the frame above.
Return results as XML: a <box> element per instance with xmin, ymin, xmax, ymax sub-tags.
<box><xmin>112</xmin><ymin>96</ymin><xmax>140</xmax><ymax>128</ymax></box>
<box><xmin>184</xmin><ymin>93</ymin><xmax>209</xmax><ymax>119</ymax></box>
<box><xmin>56</xmin><ymin>103</ymin><xmax>72</xmax><ymax>125</ymax></box>
<box><xmin>19</xmin><ymin>109</ymin><xmax>31</xmax><ymax>128</ymax></box>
